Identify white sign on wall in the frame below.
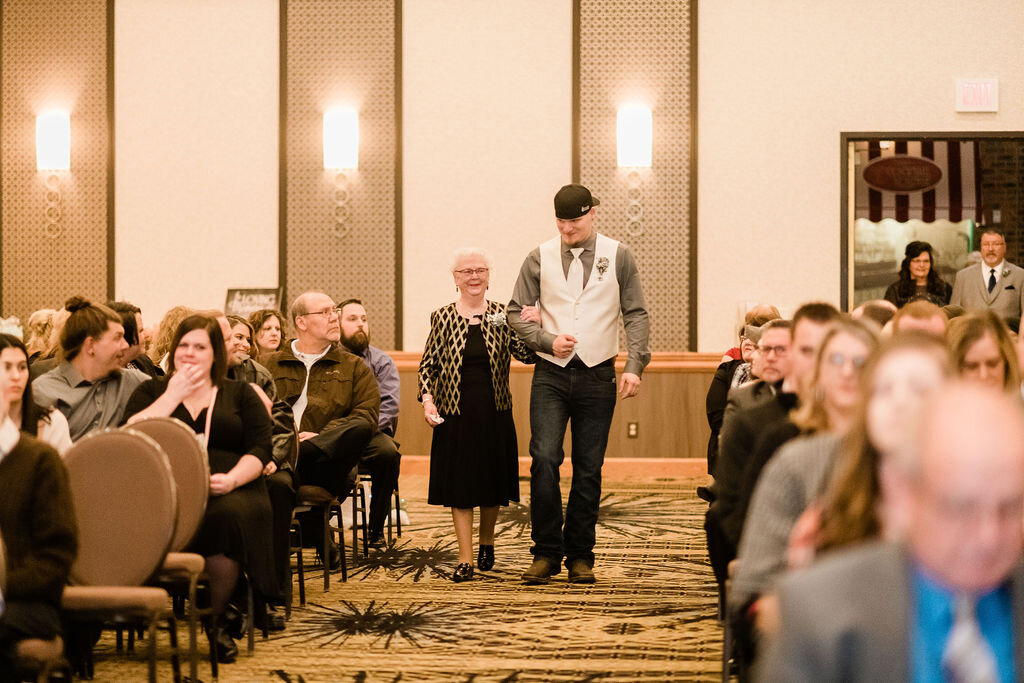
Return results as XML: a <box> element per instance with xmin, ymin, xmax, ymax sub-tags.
<box><xmin>955</xmin><ymin>78</ymin><xmax>999</xmax><ymax>112</ymax></box>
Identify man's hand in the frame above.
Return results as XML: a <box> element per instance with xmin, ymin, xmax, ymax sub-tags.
<box><xmin>298</xmin><ymin>431</ymin><xmax>317</xmax><ymax>442</ymax></box>
<box><xmin>619</xmin><ymin>372</ymin><xmax>641</xmax><ymax>399</ymax></box>
<box><xmin>552</xmin><ymin>334</ymin><xmax>578</xmax><ymax>359</ymax></box>
<box><xmin>262</xmin><ymin>460</ymin><xmax>278</xmax><ymax>477</ymax></box>
<box><xmin>520</xmin><ymin>305</ymin><xmax>541</xmax><ymax>324</ymax></box>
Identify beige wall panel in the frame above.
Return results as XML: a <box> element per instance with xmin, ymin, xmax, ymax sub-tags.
<box><xmin>1</xmin><ymin>0</ymin><xmax>108</xmax><ymax>320</ymax></box>
<box><xmin>402</xmin><ymin>0</ymin><xmax>572</xmax><ymax>351</ymax></box>
<box><xmin>285</xmin><ymin>1</ymin><xmax>397</xmax><ymax>348</ymax></box>
<box><xmin>698</xmin><ymin>0</ymin><xmax>1024</xmax><ymax>350</ymax></box>
<box><xmin>579</xmin><ymin>0</ymin><xmax>694</xmax><ymax>352</ymax></box>
<box><xmin>115</xmin><ymin>0</ymin><xmax>279</xmax><ymax>323</ymax></box>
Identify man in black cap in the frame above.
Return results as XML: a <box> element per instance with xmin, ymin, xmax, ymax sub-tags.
<box><xmin>509</xmin><ymin>183</ymin><xmax>650</xmax><ymax>584</ymax></box>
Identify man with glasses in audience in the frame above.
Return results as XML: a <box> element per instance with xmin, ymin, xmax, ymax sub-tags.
<box><xmin>763</xmin><ymin>383</ymin><xmax>1024</xmax><ymax>682</ymax></box>
<box><xmin>262</xmin><ymin>291</ymin><xmax>380</xmax><ymax>568</ymax></box>
<box><xmin>337</xmin><ymin>298</ymin><xmax>401</xmax><ymax>549</ymax></box>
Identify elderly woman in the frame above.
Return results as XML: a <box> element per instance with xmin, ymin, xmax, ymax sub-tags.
<box><xmin>419</xmin><ymin>247</ymin><xmax>536</xmax><ymax>582</ymax></box>
<box><xmin>947</xmin><ymin>310</ymin><xmax>1020</xmax><ymax>393</ymax></box>
<box><xmin>883</xmin><ymin>240</ymin><xmax>952</xmax><ymax>308</ymax></box>
<box><xmin>248</xmin><ymin>309</ymin><xmax>287</xmax><ymax>359</ymax></box>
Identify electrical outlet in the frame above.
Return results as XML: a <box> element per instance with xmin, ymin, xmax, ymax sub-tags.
<box><xmin>627</xmin><ymin>422</ymin><xmax>639</xmax><ymax>438</ymax></box>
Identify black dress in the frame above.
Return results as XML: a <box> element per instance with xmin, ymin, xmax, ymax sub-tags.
<box><xmin>124</xmin><ymin>378</ymin><xmax>278</xmax><ymax>599</ymax></box>
<box><xmin>428</xmin><ymin>324</ymin><xmax>519</xmax><ymax>508</ymax></box>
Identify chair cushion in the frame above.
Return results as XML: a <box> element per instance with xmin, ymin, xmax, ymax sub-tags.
<box><xmin>64</xmin><ymin>430</ymin><xmax>177</xmax><ymax>586</ymax></box>
<box><xmin>14</xmin><ymin>636</ymin><xmax>64</xmax><ymax>663</ymax></box>
<box><xmin>62</xmin><ymin>585</ymin><xmax>170</xmax><ymax>614</ymax></box>
<box><xmin>125</xmin><ymin>417</ymin><xmax>209</xmax><ymax>552</ymax></box>
<box><xmin>160</xmin><ymin>551</ymin><xmax>206</xmax><ymax>575</ymax></box>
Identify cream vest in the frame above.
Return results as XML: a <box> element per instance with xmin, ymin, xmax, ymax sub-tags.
<box><xmin>537</xmin><ymin>233</ymin><xmax>621</xmax><ymax>367</ymax></box>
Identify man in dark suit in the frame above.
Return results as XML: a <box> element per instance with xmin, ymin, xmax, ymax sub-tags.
<box><xmin>951</xmin><ymin>228</ymin><xmax>1024</xmax><ymax>332</ymax></box>
<box><xmin>762</xmin><ymin>382</ymin><xmax>1024</xmax><ymax>682</ymax></box>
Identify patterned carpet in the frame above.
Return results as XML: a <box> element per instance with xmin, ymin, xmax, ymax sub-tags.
<box><xmin>90</xmin><ymin>459</ymin><xmax>721</xmax><ymax>682</ymax></box>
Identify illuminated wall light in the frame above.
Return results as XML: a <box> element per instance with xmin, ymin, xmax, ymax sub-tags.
<box><xmin>36</xmin><ymin>111</ymin><xmax>71</xmax><ymax>170</ymax></box>
<box><xmin>617</xmin><ymin>104</ymin><xmax>652</xmax><ymax>167</ymax></box>
<box><xmin>323</xmin><ymin>108</ymin><xmax>359</xmax><ymax>169</ymax></box>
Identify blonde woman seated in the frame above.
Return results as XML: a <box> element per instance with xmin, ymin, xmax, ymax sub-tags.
<box><xmin>419</xmin><ymin>248</ymin><xmax>536</xmax><ymax>582</ymax></box>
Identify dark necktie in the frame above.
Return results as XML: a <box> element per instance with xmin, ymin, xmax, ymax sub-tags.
<box><xmin>988</xmin><ymin>269</ymin><xmax>997</xmax><ymax>294</ymax></box>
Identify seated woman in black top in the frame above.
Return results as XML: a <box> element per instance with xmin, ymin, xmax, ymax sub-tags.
<box><xmin>883</xmin><ymin>240</ymin><xmax>952</xmax><ymax>308</ymax></box>
<box><xmin>124</xmin><ymin>315</ymin><xmax>274</xmax><ymax>663</ymax></box>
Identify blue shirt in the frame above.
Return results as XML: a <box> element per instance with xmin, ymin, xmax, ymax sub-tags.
<box><xmin>352</xmin><ymin>345</ymin><xmax>400</xmax><ymax>435</ymax></box>
<box><xmin>911</xmin><ymin>566</ymin><xmax>1015</xmax><ymax>683</ymax></box>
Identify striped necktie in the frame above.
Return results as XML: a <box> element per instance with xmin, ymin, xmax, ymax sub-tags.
<box><xmin>942</xmin><ymin>593</ymin><xmax>998</xmax><ymax>683</ymax></box>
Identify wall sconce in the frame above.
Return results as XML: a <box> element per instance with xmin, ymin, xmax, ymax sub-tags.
<box><xmin>617</xmin><ymin>104</ymin><xmax>651</xmax><ymax>237</ymax></box>
<box><xmin>37</xmin><ymin>111</ymin><xmax>70</xmax><ymax>171</ymax></box>
<box><xmin>616</xmin><ymin>104</ymin><xmax>652</xmax><ymax>168</ymax></box>
<box><xmin>37</xmin><ymin>111</ymin><xmax>70</xmax><ymax>240</ymax></box>
<box><xmin>323</xmin><ymin>108</ymin><xmax>358</xmax><ymax>170</ymax></box>
<box><xmin>323</xmin><ymin>108</ymin><xmax>358</xmax><ymax>239</ymax></box>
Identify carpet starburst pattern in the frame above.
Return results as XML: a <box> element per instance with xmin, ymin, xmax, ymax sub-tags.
<box><xmin>89</xmin><ymin>464</ymin><xmax>721</xmax><ymax>681</ymax></box>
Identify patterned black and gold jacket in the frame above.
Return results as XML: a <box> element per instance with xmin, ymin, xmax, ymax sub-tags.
<box><xmin>417</xmin><ymin>300</ymin><xmax>536</xmax><ymax>415</ymax></box>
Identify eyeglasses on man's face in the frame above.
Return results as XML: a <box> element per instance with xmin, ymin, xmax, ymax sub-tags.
<box><xmin>299</xmin><ymin>307</ymin><xmax>341</xmax><ymax>319</ymax></box>
<box><xmin>454</xmin><ymin>268</ymin><xmax>489</xmax><ymax>277</ymax></box>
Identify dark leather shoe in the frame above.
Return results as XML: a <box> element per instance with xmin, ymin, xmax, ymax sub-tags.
<box><xmin>567</xmin><ymin>558</ymin><xmax>596</xmax><ymax>584</ymax></box>
<box><xmin>255</xmin><ymin>608</ymin><xmax>286</xmax><ymax>632</ymax></box>
<box><xmin>222</xmin><ymin>603</ymin><xmax>243</xmax><ymax>640</ymax></box>
<box><xmin>367</xmin><ymin>531</ymin><xmax>387</xmax><ymax>549</ymax></box>
<box><xmin>522</xmin><ymin>557</ymin><xmax>561</xmax><ymax>584</ymax></box>
<box><xmin>477</xmin><ymin>545</ymin><xmax>495</xmax><ymax>571</ymax></box>
<box><xmin>316</xmin><ymin>540</ymin><xmax>342</xmax><ymax>571</ymax></box>
<box><xmin>205</xmin><ymin>622</ymin><xmax>238</xmax><ymax>664</ymax></box>
<box><xmin>696</xmin><ymin>485</ymin><xmax>716</xmax><ymax>503</ymax></box>
<box><xmin>452</xmin><ymin>563</ymin><xmax>474</xmax><ymax>583</ymax></box>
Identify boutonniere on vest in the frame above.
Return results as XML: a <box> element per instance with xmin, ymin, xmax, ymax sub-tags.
<box><xmin>485</xmin><ymin>311</ymin><xmax>507</xmax><ymax>327</ymax></box>
<box><xmin>596</xmin><ymin>256</ymin><xmax>610</xmax><ymax>281</ymax></box>
<box><xmin>1003</xmin><ymin>268</ymin><xmax>1011</xmax><ymax>278</ymax></box>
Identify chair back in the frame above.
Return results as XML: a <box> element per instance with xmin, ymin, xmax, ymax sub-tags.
<box><xmin>64</xmin><ymin>429</ymin><xmax>177</xmax><ymax>586</ymax></box>
<box><xmin>126</xmin><ymin>417</ymin><xmax>209</xmax><ymax>551</ymax></box>
<box><xmin>0</xmin><ymin>527</ymin><xmax>6</xmax><ymax>594</ymax></box>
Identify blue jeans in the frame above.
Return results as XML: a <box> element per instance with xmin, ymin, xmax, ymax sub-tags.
<box><xmin>529</xmin><ymin>358</ymin><xmax>617</xmax><ymax>566</ymax></box>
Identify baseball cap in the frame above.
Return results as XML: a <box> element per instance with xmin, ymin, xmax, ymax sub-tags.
<box><xmin>554</xmin><ymin>184</ymin><xmax>600</xmax><ymax>220</ymax></box>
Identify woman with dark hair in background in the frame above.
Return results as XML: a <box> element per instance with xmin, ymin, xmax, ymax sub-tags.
<box><xmin>248</xmin><ymin>309</ymin><xmax>287</xmax><ymax>360</ymax></box>
<box><xmin>883</xmin><ymin>240</ymin><xmax>952</xmax><ymax>308</ymax></box>
<box><xmin>125</xmin><ymin>314</ymin><xmax>276</xmax><ymax>662</ymax></box>
<box><xmin>0</xmin><ymin>333</ymin><xmax>72</xmax><ymax>453</ymax></box>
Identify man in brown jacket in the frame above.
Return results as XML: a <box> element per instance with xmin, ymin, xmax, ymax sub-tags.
<box><xmin>262</xmin><ymin>291</ymin><xmax>380</xmax><ymax>565</ymax></box>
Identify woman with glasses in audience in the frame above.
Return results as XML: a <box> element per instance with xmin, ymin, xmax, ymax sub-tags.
<box><xmin>124</xmin><ymin>314</ymin><xmax>275</xmax><ymax>663</ymax></box>
<box><xmin>883</xmin><ymin>240</ymin><xmax>952</xmax><ymax>308</ymax></box>
<box><xmin>729</xmin><ymin>319</ymin><xmax>879</xmax><ymax>644</ymax></box>
<box><xmin>248</xmin><ymin>309</ymin><xmax>287</xmax><ymax>360</ymax></box>
<box><xmin>0</xmin><ymin>333</ymin><xmax>72</xmax><ymax>453</ymax></box>
<box><xmin>419</xmin><ymin>247</ymin><xmax>536</xmax><ymax>583</ymax></box>
<box><xmin>947</xmin><ymin>310</ymin><xmax>1019</xmax><ymax>393</ymax></box>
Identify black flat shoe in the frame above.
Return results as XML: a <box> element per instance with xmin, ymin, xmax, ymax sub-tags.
<box><xmin>477</xmin><ymin>545</ymin><xmax>495</xmax><ymax>571</ymax></box>
<box><xmin>452</xmin><ymin>563</ymin><xmax>474</xmax><ymax>583</ymax></box>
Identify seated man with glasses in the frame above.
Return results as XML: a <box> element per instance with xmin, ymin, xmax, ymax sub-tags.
<box><xmin>262</xmin><ymin>291</ymin><xmax>380</xmax><ymax>568</ymax></box>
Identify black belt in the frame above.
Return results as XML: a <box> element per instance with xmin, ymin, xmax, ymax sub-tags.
<box><xmin>565</xmin><ymin>356</ymin><xmax>614</xmax><ymax>370</ymax></box>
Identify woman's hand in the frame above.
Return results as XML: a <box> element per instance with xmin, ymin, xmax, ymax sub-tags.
<box><xmin>423</xmin><ymin>397</ymin><xmax>441</xmax><ymax>428</ymax></box>
<box><xmin>166</xmin><ymin>362</ymin><xmax>208</xmax><ymax>402</ymax></box>
<box><xmin>209</xmin><ymin>473</ymin><xmax>236</xmax><ymax>496</ymax></box>
<box><xmin>262</xmin><ymin>460</ymin><xmax>278</xmax><ymax>476</ymax></box>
